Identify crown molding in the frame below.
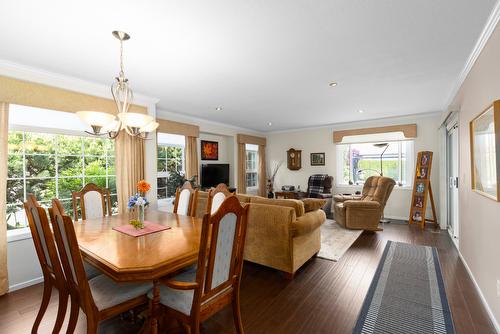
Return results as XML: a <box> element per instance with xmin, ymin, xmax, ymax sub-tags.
<box><xmin>0</xmin><ymin>59</ymin><xmax>160</xmax><ymax>106</ymax></box>
<box><xmin>156</xmin><ymin>108</ymin><xmax>265</xmax><ymax>137</ymax></box>
<box><xmin>444</xmin><ymin>0</ymin><xmax>500</xmax><ymax>109</ymax></box>
<box><xmin>266</xmin><ymin>111</ymin><xmax>442</xmax><ymax>135</ymax></box>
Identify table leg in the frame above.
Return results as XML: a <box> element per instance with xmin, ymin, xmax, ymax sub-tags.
<box><xmin>151</xmin><ymin>280</ymin><xmax>160</xmax><ymax>334</ymax></box>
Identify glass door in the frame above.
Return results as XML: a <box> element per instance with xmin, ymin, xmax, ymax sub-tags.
<box><xmin>447</xmin><ymin>124</ymin><xmax>459</xmax><ymax>244</ymax></box>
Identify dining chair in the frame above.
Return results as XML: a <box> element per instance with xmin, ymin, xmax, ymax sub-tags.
<box><xmin>49</xmin><ymin>198</ymin><xmax>152</xmax><ymax>334</ymax></box>
<box><xmin>149</xmin><ymin>195</ymin><xmax>249</xmax><ymax>334</ymax></box>
<box><xmin>173</xmin><ymin>181</ymin><xmax>198</xmax><ymax>216</ymax></box>
<box><xmin>24</xmin><ymin>194</ymin><xmax>68</xmax><ymax>334</ymax></box>
<box><xmin>206</xmin><ymin>183</ymin><xmax>233</xmax><ymax>215</ymax></box>
<box><xmin>72</xmin><ymin>183</ymin><xmax>112</xmax><ymax>221</ymax></box>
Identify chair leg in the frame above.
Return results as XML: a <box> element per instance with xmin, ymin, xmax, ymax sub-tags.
<box><xmin>66</xmin><ymin>296</ymin><xmax>80</xmax><ymax>334</ymax></box>
<box><xmin>182</xmin><ymin>323</ymin><xmax>192</xmax><ymax>334</ymax></box>
<box><xmin>232</xmin><ymin>289</ymin><xmax>244</xmax><ymax>334</ymax></box>
<box><xmin>32</xmin><ymin>281</ymin><xmax>52</xmax><ymax>334</ymax></box>
<box><xmin>52</xmin><ymin>290</ymin><xmax>68</xmax><ymax>334</ymax></box>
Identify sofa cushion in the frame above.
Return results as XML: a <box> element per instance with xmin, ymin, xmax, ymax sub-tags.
<box><xmin>249</xmin><ymin>197</ymin><xmax>305</xmax><ymax>217</ymax></box>
<box><xmin>291</xmin><ymin>210</ymin><xmax>326</xmax><ymax>237</ymax></box>
<box><xmin>301</xmin><ymin>198</ymin><xmax>326</xmax><ymax>212</ymax></box>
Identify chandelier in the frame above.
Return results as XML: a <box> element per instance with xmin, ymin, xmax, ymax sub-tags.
<box><xmin>76</xmin><ymin>31</ymin><xmax>159</xmax><ymax>139</ymax></box>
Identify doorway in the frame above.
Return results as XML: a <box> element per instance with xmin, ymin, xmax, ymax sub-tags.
<box><xmin>446</xmin><ymin>123</ymin><xmax>459</xmax><ymax>245</ymax></box>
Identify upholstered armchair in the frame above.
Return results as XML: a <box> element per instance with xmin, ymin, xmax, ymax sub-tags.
<box><xmin>333</xmin><ymin>176</ymin><xmax>395</xmax><ymax>231</ymax></box>
<box><xmin>298</xmin><ymin>174</ymin><xmax>334</xmax><ymax>217</ymax></box>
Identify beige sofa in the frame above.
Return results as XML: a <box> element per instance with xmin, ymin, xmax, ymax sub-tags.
<box><xmin>193</xmin><ymin>192</ymin><xmax>326</xmax><ymax>278</ymax></box>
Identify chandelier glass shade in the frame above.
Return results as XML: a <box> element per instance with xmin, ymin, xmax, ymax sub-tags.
<box><xmin>76</xmin><ymin>31</ymin><xmax>158</xmax><ymax>139</ymax></box>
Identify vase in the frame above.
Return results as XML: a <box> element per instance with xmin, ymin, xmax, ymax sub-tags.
<box><xmin>138</xmin><ymin>204</ymin><xmax>145</xmax><ymax>226</ymax></box>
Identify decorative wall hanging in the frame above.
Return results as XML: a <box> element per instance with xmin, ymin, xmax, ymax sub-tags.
<box><xmin>310</xmin><ymin>152</ymin><xmax>325</xmax><ymax>166</ymax></box>
<box><xmin>201</xmin><ymin>140</ymin><xmax>219</xmax><ymax>160</ymax></box>
<box><xmin>470</xmin><ymin>100</ymin><xmax>500</xmax><ymax>201</ymax></box>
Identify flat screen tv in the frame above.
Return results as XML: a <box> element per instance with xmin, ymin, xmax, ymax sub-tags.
<box><xmin>201</xmin><ymin>164</ymin><xmax>230</xmax><ymax>188</ymax></box>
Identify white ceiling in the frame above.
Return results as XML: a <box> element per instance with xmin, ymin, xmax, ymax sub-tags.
<box><xmin>0</xmin><ymin>0</ymin><xmax>497</xmax><ymax>131</ymax></box>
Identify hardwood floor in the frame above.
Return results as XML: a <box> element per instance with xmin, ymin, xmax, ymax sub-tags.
<box><xmin>0</xmin><ymin>223</ymin><xmax>495</xmax><ymax>333</ymax></box>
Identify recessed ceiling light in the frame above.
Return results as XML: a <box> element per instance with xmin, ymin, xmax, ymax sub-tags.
<box><xmin>215</xmin><ymin>106</ymin><xmax>223</xmax><ymax>111</ymax></box>
<box><xmin>268</xmin><ymin>122</ymin><xmax>272</xmax><ymax>126</ymax></box>
<box><xmin>358</xmin><ymin>109</ymin><xmax>364</xmax><ymax>113</ymax></box>
<box><xmin>329</xmin><ymin>82</ymin><xmax>338</xmax><ymax>87</ymax></box>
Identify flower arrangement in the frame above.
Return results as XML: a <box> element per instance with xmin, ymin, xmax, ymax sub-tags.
<box><xmin>128</xmin><ymin>180</ymin><xmax>151</xmax><ymax>229</ymax></box>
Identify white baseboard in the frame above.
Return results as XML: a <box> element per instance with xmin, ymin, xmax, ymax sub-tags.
<box><xmin>455</xmin><ymin>244</ymin><xmax>500</xmax><ymax>333</ymax></box>
<box><xmin>8</xmin><ymin>276</ymin><xmax>43</xmax><ymax>292</ymax></box>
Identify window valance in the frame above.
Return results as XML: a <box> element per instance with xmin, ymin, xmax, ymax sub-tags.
<box><xmin>237</xmin><ymin>134</ymin><xmax>266</xmax><ymax>146</ymax></box>
<box><xmin>0</xmin><ymin>75</ymin><xmax>147</xmax><ymax>115</ymax></box>
<box><xmin>333</xmin><ymin>124</ymin><xmax>417</xmax><ymax>143</ymax></box>
<box><xmin>157</xmin><ymin>119</ymin><xmax>199</xmax><ymax>138</ymax></box>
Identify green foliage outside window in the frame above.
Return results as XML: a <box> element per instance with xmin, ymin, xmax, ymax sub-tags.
<box><xmin>157</xmin><ymin>145</ymin><xmax>184</xmax><ymax>199</ymax></box>
<box><xmin>6</xmin><ymin>131</ymin><xmax>116</xmax><ymax>230</ymax></box>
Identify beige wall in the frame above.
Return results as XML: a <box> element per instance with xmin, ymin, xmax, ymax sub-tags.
<box><xmin>266</xmin><ymin>113</ymin><xmax>441</xmax><ymax>220</ymax></box>
<box><xmin>450</xmin><ymin>21</ymin><xmax>500</xmax><ymax>325</ymax></box>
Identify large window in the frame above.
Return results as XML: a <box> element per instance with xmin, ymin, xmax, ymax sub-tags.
<box><xmin>157</xmin><ymin>133</ymin><xmax>185</xmax><ymax>200</ymax></box>
<box><xmin>7</xmin><ymin>131</ymin><xmax>117</xmax><ymax>230</ymax></box>
<box><xmin>246</xmin><ymin>144</ymin><xmax>259</xmax><ymax>189</ymax></box>
<box><xmin>336</xmin><ymin>141</ymin><xmax>414</xmax><ymax>186</ymax></box>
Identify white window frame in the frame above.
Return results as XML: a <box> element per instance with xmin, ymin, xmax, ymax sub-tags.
<box><xmin>335</xmin><ymin>140</ymin><xmax>414</xmax><ymax>188</ymax></box>
<box><xmin>245</xmin><ymin>145</ymin><xmax>259</xmax><ymax>191</ymax></box>
<box><xmin>6</xmin><ymin>125</ymin><xmax>117</xmax><ymax>238</ymax></box>
<box><xmin>157</xmin><ymin>143</ymin><xmax>185</xmax><ymax>200</ymax></box>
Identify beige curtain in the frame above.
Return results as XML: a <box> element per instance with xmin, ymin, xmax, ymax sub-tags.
<box><xmin>258</xmin><ymin>145</ymin><xmax>267</xmax><ymax>197</ymax></box>
<box><xmin>115</xmin><ymin>131</ymin><xmax>145</xmax><ymax>214</ymax></box>
<box><xmin>0</xmin><ymin>103</ymin><xmax>9</xmax><ymax>295</ymax></box>
<box><xmin>237</xmin><ymin>143</ymin><xmax>247</xmax><ymax>194</ymax></box>
<box><xmin>185</xmin><ymin>136</ymin><xmax>199</xmax><ymax>180</ymax></box>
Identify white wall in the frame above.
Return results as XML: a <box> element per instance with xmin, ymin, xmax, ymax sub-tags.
<box><xmin>266</xmin><ymin>113</ymin><xmax>442</xmax><ymax>220</ymax></box>
<box><xmin>198</xmin><ymin>132</ymin><xmax>235</xmax><ymax>187</ymax></box>
<box><xmin>448</xmin><ymin>18</ymin><xmax>500</xmax><ymax>330</ymax></box>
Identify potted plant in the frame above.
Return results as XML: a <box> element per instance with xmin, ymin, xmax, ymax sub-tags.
<box><xmin>128</xmin><ymin>180</ymin><xmax>151</xmax><ymax>229</ymax></box>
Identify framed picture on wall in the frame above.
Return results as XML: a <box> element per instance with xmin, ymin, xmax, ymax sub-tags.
<box><xmin>310</xmin><ymin>152</ymin><xmax>325</xmax><ymax>166</ymax></box>
<box><xmin>201</xmin><ymin>140</ymin><xmax>219</xmax><ymax>160</ymax></box>
<box><xmin>470</xmin><ymin>100</ymin><xmax>500</xmax><ymax>201</ymax></box>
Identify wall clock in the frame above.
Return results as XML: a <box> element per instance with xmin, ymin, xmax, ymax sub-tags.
<box><xmin>287</xmin><ymin>148</ymin><xmax>302</xmax><ymax>170</ymax></box>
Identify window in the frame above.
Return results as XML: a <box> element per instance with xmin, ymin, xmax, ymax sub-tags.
<box><xmin>336</xmin><ymin>141</ymin><xmax>414</xmax><ymax>186</ymax></box>
<box><xmin>246</xmin><ymin>144</ymin><xmax>259</xmax><ymax>189</ymax></box>
<box><xmin>7</xmin><ymin>131</ymin><xmax>117</xmax><ymax>230</ymax></box>
<box><xmin>157</xmin><ymin>133</ymin><xmax>185</xmax><ymax>200</ymax></box>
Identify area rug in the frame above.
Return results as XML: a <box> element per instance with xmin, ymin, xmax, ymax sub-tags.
<box><xmin>317</xmin><ymin>220</ymin><xmax>363</xmax><ymax>261</ymax></box>
<box><xmin>353</xmin><ymin>241</ymin><xmax>455</xmax><ymax>334</ymax></box>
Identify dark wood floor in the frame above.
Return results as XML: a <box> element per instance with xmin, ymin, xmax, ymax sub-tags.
<box><xmin>0</xmin><ymin>223</ymin><xmax>495</xmax><ymax>333</ymax></box>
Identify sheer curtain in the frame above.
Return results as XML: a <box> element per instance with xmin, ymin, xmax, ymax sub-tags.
<box><xmin>115</xmin><ymin>131</ymin><xmax>145</xmax><ymax>214</ymax></box>
<box><xmin>0</xmin><ymin>102</ymin><xmax>9</xmax><ymax>295</ymax></box>
<box><xmin>237</xmin><ymin>134</ymin><xmax>267</xmax><ymax>195</ymax></box>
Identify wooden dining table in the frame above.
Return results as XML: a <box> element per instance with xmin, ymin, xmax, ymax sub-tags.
<box><xmin>74</xmin><ymin>209</ymin><xmax>204</xmax><ymax>333</ymax></box>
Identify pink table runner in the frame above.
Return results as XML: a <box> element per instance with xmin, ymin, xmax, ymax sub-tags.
<box><xmin>113</xmin><ymin>221</ymin><xmax>171</xmax><ymax>237</ymax></box>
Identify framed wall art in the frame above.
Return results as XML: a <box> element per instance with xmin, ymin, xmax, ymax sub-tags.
<box><xmin>310</xmin><ymin>152</ymin><xmax>325</xmax><ymax>166</ymax></box>
<box><xmin>201</xmin><ymin>140</ymin><xmax>219</xmax><ymax>160</ymax></box>
<box><xmin>470</xmin><ymin>100</ymin><xmax>500</xmax><ymax>201</ymax></box>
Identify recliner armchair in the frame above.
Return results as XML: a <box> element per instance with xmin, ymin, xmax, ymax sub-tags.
<box><xmin>333</xmin><ymin>176</ymin><xmax>395</xmax><ymax>231</ymax></box>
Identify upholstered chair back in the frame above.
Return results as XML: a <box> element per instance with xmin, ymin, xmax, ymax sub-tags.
<box><xmin>193</xmin><ymin>196</ymin><xmax>249</xmax><ymax>309</ymax></box>
<box><xmin>50</xmin><ymin>199</ymin><xmax>94</xmax><ymax>309</ymax></box>
<box><xmin>83</xmin><ymin>191</ymin><xmax>104</xmax><ymax>219</ymax></box>
<box><xmin>72</xmin><ymin>183</ymin><xmax>112</xmax><ymax>221</ymax></box>
<box><xmin>210</xmin><ymin>192</ymin><xmax>226</xmax><ymax>214</ymax></box>
<box><xmin>173</xmin><ymin>181</ymin><xmax>198</xmax><ymax>216</ymax></box>
<box><xmin>361</xmin><ymin>176</ymin><xmax>396</xmax><ymax>208</ymax></box>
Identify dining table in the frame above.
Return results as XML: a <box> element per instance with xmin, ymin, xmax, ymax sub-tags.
<box><xmin>74</xmin><ymin>209</ymin><xmax>204</xmax><ymax>333</ymax></box>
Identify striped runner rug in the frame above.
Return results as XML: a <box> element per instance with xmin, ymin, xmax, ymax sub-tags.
<box><xmin>353</xmin><ymin>241</ymin><xmax>455</xmax><ymax>334</ymax></box>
